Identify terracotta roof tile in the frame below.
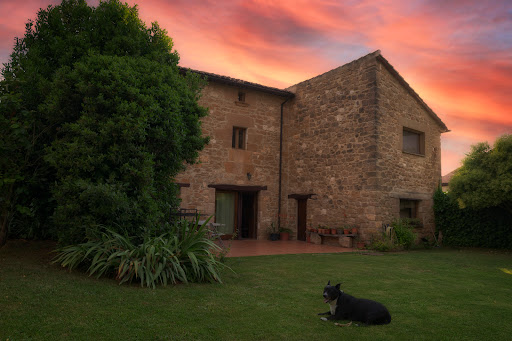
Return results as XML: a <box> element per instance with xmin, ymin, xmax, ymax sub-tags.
<box><xmin>178</xmin><ymin>66</ymin><xmax>295</xmax><ymax>98</ymax></box>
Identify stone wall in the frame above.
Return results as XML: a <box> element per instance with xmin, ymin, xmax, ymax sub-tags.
<box><xmin>283</xmin><ymin>53</ymin><xmax>381</xmax><ymax>240</ymax></box>
<box><xmin>373</xmin><ymin>58</ymin><xmax>444</xmax><ymax>239</ymax></box>
<box><xmin>175</xmin><ymin>81</ymin><xmax>288</xmax><ymax>238</ymax></box>
<box><xmin>176</xmin><ymin>51</ymin><xmax>446</xmax><ymax>243</ymax></box>
<box><xmin>282</xmin><ymin>52</ymin><xmax>444</xmax><ymax>242</ymax></box>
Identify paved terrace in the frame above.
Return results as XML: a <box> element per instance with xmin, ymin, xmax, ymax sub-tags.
<box><xmin>222</xmin><ymin>240</ymin><xmax>354</xmax><ymax>257</ymax></box>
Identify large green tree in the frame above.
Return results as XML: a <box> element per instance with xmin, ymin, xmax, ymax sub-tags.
<box><xmin>449</xmin><ymin>134</ymin><xmax>512</xmax><ymax>215</ymax></box>
<box><xmin>0</xmin><ymin>0</ymin><xmax>208</xmax><ymax>246</ymax></box>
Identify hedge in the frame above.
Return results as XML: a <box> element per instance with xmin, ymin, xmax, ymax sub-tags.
<box><xmin>433</xmin><ymin>188</ymin><xmax>512</xmax><ymax>249</ymax></box>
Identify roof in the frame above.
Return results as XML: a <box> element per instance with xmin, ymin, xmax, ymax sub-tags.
<box><xmin>179</xmin><ymin>51</ymin><xmax>449</xmax><ymax>133</ymax></box>
<box><xmin>374</xmin><ymin>51</ymin><xmax>449</xmax><ymax>133</ymax></box>
<box><xmin>442</xmin><ymin>169</ymin><xmax>458</xmax><ymax>186</ymax></box>
<box><xmin>287</xmin><ymin>50</ymin><xmax>449</xmax><ymax>133</ymax></box>
<box><xmin>178</xmin><ymin>66</ymin><xmax>295</xmax><ymax>98</ymax></box>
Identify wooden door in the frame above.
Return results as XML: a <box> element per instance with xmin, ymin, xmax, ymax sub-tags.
<box><xmin>297</xmin><ymin>199</ymin><xmax>307</xmax><ymax>241</ymax></box>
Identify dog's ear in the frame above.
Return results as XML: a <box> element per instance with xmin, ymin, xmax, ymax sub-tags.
<box><xmin>327</xmin><ymin>280</ymin><xmax>330</xmax><ymax>286</ymax></box>
<box><xmin>335</xmin><ymin>283</ymin><xmax>341</xmax><ymax>290</ymax></box>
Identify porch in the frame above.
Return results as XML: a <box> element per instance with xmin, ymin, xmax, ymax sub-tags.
<box><xmin>221</xmin><ymin>239</ymin><xmax>354</xmax><ymax>257</ymax></box>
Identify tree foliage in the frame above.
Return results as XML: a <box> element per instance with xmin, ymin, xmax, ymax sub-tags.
<box><xmin>449</xmin><ymin>134</ymin><xmax>512</xmax><ymax>215</ymax></box>
<box><xmin>0</xmin><ymin>0</ymin><xmax>208</xmax><ymax>246</ymax></box>
<box><xmin>434</xmin><ymin>187</ymin><xmax>512</xmax><ymax>249</ymax></box>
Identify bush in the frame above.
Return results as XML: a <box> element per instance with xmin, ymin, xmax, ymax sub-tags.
<box><xmin>1</xmin><ymin>0</ymin><xmax>208</xmax><ymax>247</ymax></box>
<box><xmin>392</xmin><ymin>219</ymin><xmax>417</xmax><ymax>250</ymax></box>
<box><xmin>53</xmin><ymin>219</ymin><xmax>227</xmax><ymax>288</ymax></box>
<box><xmin>369</xmin><ymin>219</ymin><xmax>418</xmax><ymax>251</ymax></box>
<box><xmin>434</xmin><ymin>187</ymin><xmax>512</xmax><ymax>249</ymax></box>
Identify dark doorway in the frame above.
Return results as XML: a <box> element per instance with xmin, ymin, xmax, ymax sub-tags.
<box><xmin>297</xmin><ymin>199</ymin><xmax>307</xmax><ymax>241</ymax></box>
<box><xmin>215</xmin><ymin>190</ymin><xmax>257</xmax><ymax>239</ymax></box>
<box><xmin>240</xmin><ymin>192</ymin><xmax>257</xmax><ymax>238</ymax></box>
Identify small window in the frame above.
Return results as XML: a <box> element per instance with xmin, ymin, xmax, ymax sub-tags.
<box><xmin>238</xmin><ymin>91</ymin><xmax>246</xmax><ymax>102</ymax></box>
<box><xmin>232</xmin><ymin>127</ymin><xmax>246</xmax><ymax>149</ymax></box>
<box><xmin>400</xmin><ymin>199</ymin><xmax>418</xmax><ymax>218</ymax></box>
<box><xmin>403</xmin><ymin>128</ymin><xmax>425</xmax><ymax>155</ymax></box>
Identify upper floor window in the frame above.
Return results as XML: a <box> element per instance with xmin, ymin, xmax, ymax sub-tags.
<box><xmin>238</xmin><ymin>91</ymin><xmax>246</xmax><ymax>102</ymax></box>
<box><xmin>403</xmin><ymin>128</ymin><xmax>425</xmax><ymax>155</ymax></box>
<box><xmin>232</xmin><ymin>127</ymin><xmax>246</xmax><ymax>149</ymax></box>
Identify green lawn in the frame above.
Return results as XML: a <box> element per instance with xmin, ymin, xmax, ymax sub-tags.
<box><xmin>1</xmin><ymin>241</ymin><xmax>511</xmax><ymax>340</ymax></box>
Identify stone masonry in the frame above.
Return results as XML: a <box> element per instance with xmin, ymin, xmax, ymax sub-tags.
<box><xmin>176</xmin><ymin>50</ymin><xmax>449</xmax><ymax>243</ymax></box>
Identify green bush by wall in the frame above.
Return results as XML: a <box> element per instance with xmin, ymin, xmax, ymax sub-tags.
<box><xmin>433</xmin><ymin>188</ymin><xmax>512</xmax><ymax>249</ymax></box>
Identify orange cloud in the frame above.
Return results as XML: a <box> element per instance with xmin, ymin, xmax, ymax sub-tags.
<box><xmin>1</xmin><ymin>0</ymin><xmax>510</xmax><ymax>176</ymax></box>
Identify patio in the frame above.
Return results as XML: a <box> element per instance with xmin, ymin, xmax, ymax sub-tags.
<box><xmin>221</xmin><ymin>239</ymin><xmax>354</xmax><ymax>257</ymax></box>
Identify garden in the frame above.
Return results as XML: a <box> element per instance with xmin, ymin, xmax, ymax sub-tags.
<box><xmin>1</xmin><ymin>241</ymin><xmax>511</xmax><ymax>340</ymax></box>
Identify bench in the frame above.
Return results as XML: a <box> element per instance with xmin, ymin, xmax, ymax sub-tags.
<box><xmin>308</xmin><ymin>232</ymin><xmax>356</xmax><ymax>248</ymax></box>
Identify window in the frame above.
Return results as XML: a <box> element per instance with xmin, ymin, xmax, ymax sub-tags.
<box><xmin>238</xmin><ymin>91</ymin><xmax>246</xmax><ymax>102</ymax></box>
<box><xmin>400</xmin><ymin>199</ymin><xmax>418</xmax><ymax>218</ymax></box>
<box><xmin>402</xmin><ymin>128</ymin><xmax>425</xmax><ymax>155</ymax></box>
<box><xmin>232</xmin><ymin>127</ymin><xmax>246</xmax><ymax>149</ymax></box>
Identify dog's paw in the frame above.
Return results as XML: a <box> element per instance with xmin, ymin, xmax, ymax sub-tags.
<box><xmin>320</xmin><ymin>317</ymin><xmax>328</xmax><ymax>321</ymax></box>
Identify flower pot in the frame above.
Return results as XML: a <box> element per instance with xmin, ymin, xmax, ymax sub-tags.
<box><xmin>331</xmin><ymin>229</ymin><xmax>337</xmax><ymax>234</ymax></box>
<box><xmin>269</xmin><ymin>233</ymin><xmax>280</xmax><ymax>241</ymax></box>
<box><xmin>280</xmin><ymin>232</ymin><xmax>290</xmax><ymax>241</ymax></box>
<box><xmin>344</xmin><ymin>229</ymin><xmax>350</xmax><ymax>235</ymax></box>
<box><xmin>306</xmin><ymin>235</ymin><xmax>311</xmax><ymax>243</ymax></box>
<box><xmin>351</xmin><ymin>228</ymin><xmax>358</xmax><ymax>235</ymax></box>
<box><xmin>356</xmin><ymin>241</ymin><xmax>365</xmax><ymax>249</ymax></box>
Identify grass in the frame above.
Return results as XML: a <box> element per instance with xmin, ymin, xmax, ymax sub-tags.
<box><xmin>1</xmin><ymin>240</ymin><xmax>512</xmax><ymax>340</ymax></box>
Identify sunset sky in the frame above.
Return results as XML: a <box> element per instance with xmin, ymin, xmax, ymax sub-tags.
<box><xmin>1</xmin><ymin>0</ymin><xmax>511</xmax><ymax>174</ymax></box>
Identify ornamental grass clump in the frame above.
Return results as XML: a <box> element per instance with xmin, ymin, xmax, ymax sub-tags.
<box><xmin>53</xmin><ymin>219</ymin><xmax>226</xmax><ymax>288</ymax></box>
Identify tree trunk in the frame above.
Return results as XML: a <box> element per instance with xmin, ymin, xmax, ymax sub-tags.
<box><xmin>0</xmin><ymin>184</ymin><xmax>14</xmax><ymax>248</ymax></box>
<box><xmin>0</xmin><ymin>210</ymin><xmax>8</xmax><ymax>248</ymax></box>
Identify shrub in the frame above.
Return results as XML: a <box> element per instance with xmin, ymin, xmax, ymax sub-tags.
<box><xmin>53</xmin><ymin>219</ymin><xmax>227</xmax><ymax>288</ymax></box>
<box><xmin>434</xmin><ymin>187</ymin><xmax>512</xmax><ymax>248</ymax></box>
<box><xmin>392</xmin><ymin>219</ymin><xmax>417</xmax><ymax>250</ymax></box>
<box><xmin>369</xmin><ymin>219</ymin><xmax>418</xmax><ymax>252</ymax></box>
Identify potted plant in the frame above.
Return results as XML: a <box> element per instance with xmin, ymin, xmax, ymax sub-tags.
<box><xmin>279</xmin><ymin>227</ymin><xmax>293</xmax><ymax>241</ymax></box>
<box><xmin>337</xmin><ymin>228</ymin><xmax>344</xmax><ymax>235</ymax></box>
<box><xmin>330</xmin><ymin>227</ymin><xmax>337</xmax><ymax>234</ymax></box>
<box><xmin>351</xmin><ymin>227</ymin><xmax>358</xmax><ymax>235</ymax></box>
<box><xmin>343</xmin><ymin>226</ymin><xmax>351</xmax><ymax>235</ymax></box>
<box><xmin>267</xmin><ymin>222</ymin><xmax>280</xmax><ymax>241</ymax></box>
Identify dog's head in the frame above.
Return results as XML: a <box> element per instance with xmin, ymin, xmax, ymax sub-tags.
<box><xmin>323</xmin><ymin>280</ymin><xmax>342</xmax><ymax>303</ymax></box>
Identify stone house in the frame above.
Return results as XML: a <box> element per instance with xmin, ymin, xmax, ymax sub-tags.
<box><xmin>175</xmin><ymin>50</ymin><xmax>449</xmax><ymax>243</ymax></box>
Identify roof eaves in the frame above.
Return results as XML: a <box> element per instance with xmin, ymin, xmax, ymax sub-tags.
<box><xmin>179</xmin><ymin>66</ymin><xmax>295</xmax><ymax>98</ymax></box>
<box><xmin>375</xmin><ymin>54</ymin><xmax>449</xmax><ymax>133</ymax></box>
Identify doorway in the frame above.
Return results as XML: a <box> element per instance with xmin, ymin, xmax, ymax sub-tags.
<box><xmin>215</xmin><ymin>190</ymin><xmax>257</xmax><ymax>239</ymax></box>
<box><xmin>297</xmin><ymin>199</ymin><xmax>307</xmax><ymax>241</ymax></box>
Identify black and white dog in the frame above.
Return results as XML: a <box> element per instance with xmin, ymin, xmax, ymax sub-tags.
<box><xmin>318</xmin><ymin>281</ymin><xmax>391</xmax><ymax>325</ymax></box>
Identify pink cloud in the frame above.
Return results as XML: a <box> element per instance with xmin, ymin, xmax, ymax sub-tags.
<box><xmin>1</xmin><ymin>0</ymin><xmax>510</xmax><ymax>177</ymax></box>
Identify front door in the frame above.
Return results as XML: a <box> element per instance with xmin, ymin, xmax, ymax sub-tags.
<box><xmin>297</xmin><ymin>199</ymin><xmax>307</xmax><ymax>241</ymax></box>
<box><xmin>215</xmin><ymin>190</ymin><xmax>257</xmax><ymax>239</ymax></box>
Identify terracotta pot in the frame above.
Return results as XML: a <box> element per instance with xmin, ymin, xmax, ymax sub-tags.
<box><xmin>351</xmin><ymin>228</ymin><xmax>358</xmax><ymax>235</ymax></box>
<box><xmin>280</xmin><ymin>232</ymin><xmax>290</xmax><ymax>241</ymax></box>
<box><xmin>306</xmin><ymin>235</ymin><xmax>311</xmax><ymax>243</ymax></box>
<box><xmin>356</xmin><ymin>242</ymin><xmax>365</xmax><ymax>249</ymax></box>
<box><xmin>344</xmin><ymin>229</ymin><xmax>350</xmax><ymax>235</ymax></box>
<box><xmin>331</xmin><ymin>229</ymin><xmax>337</xmax><ymax>234</ymax></box>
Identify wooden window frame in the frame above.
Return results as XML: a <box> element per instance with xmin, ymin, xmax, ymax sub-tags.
<box><xmin>399</xmin><ymin>199</ymin><xmax>419</xmax><ymax>219</ymax></box>
<box><xmin>232</xmin><ymin>127</ymin><xmax>246</xmax><ymax>150</ymax></box>
<box><xmin>402</xmin><ymin>127</ymin><xmax>425</xmax><ymax>155</ymax></box>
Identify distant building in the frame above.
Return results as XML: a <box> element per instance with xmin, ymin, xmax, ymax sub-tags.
<box><xmin>442</xmin><ymin>169</ymin><xmax>458</xmax><ymax>192</ymax></box>
<box><xmin>175</xmin><ymin>50</ymin><xmax>449</xmax><ymax>243</ymax></box>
